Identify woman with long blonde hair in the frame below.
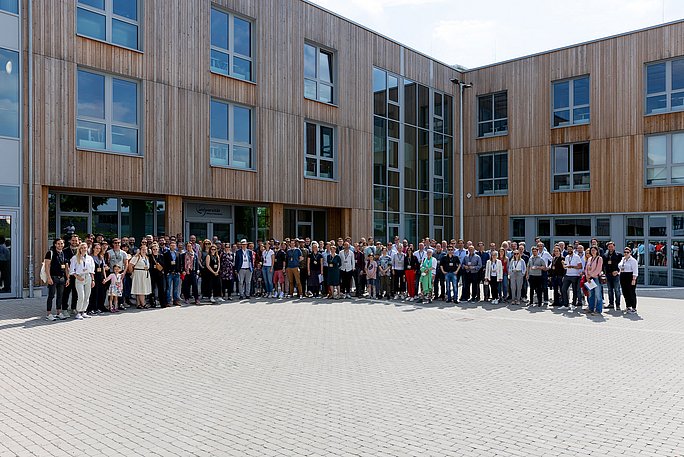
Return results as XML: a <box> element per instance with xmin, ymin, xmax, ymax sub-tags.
<box><xmin>69</xmin><ymin>242</ymin><xmax>95</xmax><ymax>320</ymax></box>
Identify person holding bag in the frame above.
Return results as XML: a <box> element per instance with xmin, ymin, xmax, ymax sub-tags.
<box><xmin>129</xmin><ymin>244</ymin><xmax>152</xmax><ymax>309</ymax></box>
<box><xmin>584</xmin><ymin>246</ymin><xmax>604</xmax><ymax>315</ymax></box>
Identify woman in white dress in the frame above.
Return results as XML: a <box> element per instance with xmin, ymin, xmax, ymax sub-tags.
<box><xmin>129</xmin><ymin>244</ymin><xmax>152</xmax><ymax>308</ymax></box>
<box><xmin>69</xmin><ymin>242</ymin><xmax>95</xmax><ymax>320</ymax></box>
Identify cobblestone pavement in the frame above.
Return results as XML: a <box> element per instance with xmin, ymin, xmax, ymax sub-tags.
<box><xmin>1</xmin><ymin>293</ymin><xmax>683</xmax><ymax>457</ymax></box>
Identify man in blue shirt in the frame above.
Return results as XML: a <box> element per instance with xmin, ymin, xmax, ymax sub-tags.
<box><xmin>286</xmin><ymin>240</ymin><xmax>304</xmax><ymax>298</ymax></box>
<box><xmin>462</xmin><ymin>245</ymin><xmax>483</xmax><ymax>302</ymax></box>
<box><xmin>164</xmin><ymin>240</ymin><xmax>182</xmax><ymax>306</ymax></box>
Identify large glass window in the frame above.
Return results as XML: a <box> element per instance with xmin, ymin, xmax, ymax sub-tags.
<box><xmin>304</xmin><ymin>43</ymin><xmax>334</xmax><ymax>104</ymax></box>
<box><xmin>552</xmin><ymin>142</ymin><xmax>590</xmax><ymax>191</ymax></box>
<box><xmin>372</xmin><ymin>66</ymin><xmax>453</xmax><ymax>243</ymax></box>
<box><xmin>552</xmin><ymin>76</ymin><xmax>590</xmax><ymax>127</ymax></box>
<box><xmin>77</xmin><ymin>0</ymin><xmax>140</xmax><ymax>50</ymax></box>
<box><xmin>645</xmin><ymin>58</ymin><xmax>684</xmax><ymax>114</ymax></box>
<box><xmin>304</xmin><ymin>122</ymin><xmax>336</xmax><ymax>180</ymax></box>
<box><xmin>210</xmin><ymin>7</ymin><xmax>253</xmax><ymax>81</ymax></box>
<box><xmin>477</xmin><ymin>152</ymin><xmax>508</xmax><ymax>196</ymax></box>
<box><xmin>645</xmin><ymin>132</ymin><xmax>684</xmax><ymax>186</ymax></box>
<box><xmin>0</xmin><ymin>49</ymin><xmax>19</xmax><ymax>138</ymax></box>
<box><xmin>284</xmin><ymin>209</ymin><xmax>326</xmax><ymax>241</ymax></box>
<box><xmin>0</xmin><ymin>0</ymin><xmax>18</xmax><ymax>14</ymax></box>
<box><xmin>210</xmin><ymin>99</ymin><xmax>253</xmax><ymax>169</ymax></box>
<box><xmin>477</xmin><ymin>91</ymin><xmax>507</xmax><ymax>137</ymax></box>
<box><xmin>76</xmin><ymin>69</ymin><xmax>140</xmax><ymax>154</ymax></box>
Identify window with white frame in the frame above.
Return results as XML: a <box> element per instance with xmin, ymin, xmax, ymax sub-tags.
<box><xmin>552</xmin><ymin>76</ymin><xmax>590</xmax><ymax>127</ymax></box>
<box><xmin>210</xmin><ymin>7</ymin><xmax>253</xmax><ymax>81</ymax></box>
<box><xmin>645</xmin><ymin>58</ymin><xmax>684</xmax><ymax>115</ymax></box>
<box><xmin>477</xmin><ymin>152</ymin><xmax>508</xmax><ymax>196</ymax></box>
<box><xmin>304</xmin><ymin>122</ymin><xmax>335</xmax><ymax>179</ymax></box>
<box><xmin>478</xmin><ymin>91</ymin><xmax>508</xmax><ymax>137</ymax></box>
<box><xmin>304</xmin><ymin>43</ymin><xmax>334</xmax><ymax>104</ymax></box>
<box><xmin>552</xmin><ymin>142</ymin><xmax>590</xmax><ymax>191</ymax></box>
<box><xmin>77</xmin><ymin>0</ymin><xmax>140</xmax><ymax>50</ymax></box>
<box><xmin>210</xmin><ymin>99</ymin><xmax>253</xmax><ymax>169</ymax></box>
<box><xmin>645</xmin><ymin>132</ymin><xmax>684</xmax><ymax>186</ymax></box>
<box><xmin>76</xmin><ymin>69</ymin><xmax>140</xmax><ymax>155</ymax></box>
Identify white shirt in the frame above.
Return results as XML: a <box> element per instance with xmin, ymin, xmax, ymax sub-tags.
<box><xmin>391</xmin><ymin>252</ymin><xmax>405</xmax><ymax>270</ymax></box>
<box><xmin>618</xmin><ymin>256</ymin><xmax>639</xmax><ymax>276</ymax></box>
<box><xmin>70</xmin><ymin>255</ymin><xmax>95</xmax><ymax>276</ymax></box>
<box><xmin>241</xmin><ymin>249</ymin><xmax>250</xmax><ymax>269</ymax></box>
<box><xmin>564</xmin><ymin>254</ymin><xmax>583</xmax><ymax>277</ymax></box>
<box><xmin>539</xmin><ymin>250</ymin><xmax>553</xmax><ymax>267</ymax></box>
<box><xmin>486</xmin><ymin>259</ymin><xmax>503</xmax><ymax>279</ymax></box>
<box><xmin>340</xmin><ymin>250</ymin><xmax>355</xmax><ymax>272</ymax></box>
<box><xmin>263</xmin><ymin>249</ymin><xmax>274</xmax><ymax>267</ymax></box>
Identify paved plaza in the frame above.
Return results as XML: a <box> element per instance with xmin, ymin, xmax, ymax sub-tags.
<box><xmin>0</xmin><ymin>293</ymin><xmax>683</xmax><ymax>457</ymax></box>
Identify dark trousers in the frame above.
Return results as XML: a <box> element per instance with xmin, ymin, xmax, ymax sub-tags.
<box><xmin>489</xmin><ymin>276</ymin><xmax>500</xmax><ymax>301</ymax></box>
<box><xmin>62</xmin><ymin>275</ymin><xmax>78</xmax><ymax>310</ymax></box>
<box><xmin>620</xmin><ymin>273</ymin><xmax>637</xmax><ymax>309</ymax></box>
<box><xmin>458</xmin><ymin>271</ymin><xmax>467</xmax><ymax>301</ymax></box>
<box><xmin>529</xmin><ymin>275</ymin><xmax>543</xmax><ymax>305</ymax></box>
<box><xmin>200</xmin><ymin>269</ymin><xmax>212</xmax><ymax>298</ymax></box>
<box><xmin>480</xmin><ymin>270</ymin><xmax>489</xmax><ymax>300</ymax></box>
<box><xmin>393</xmin><ymin>270</ymin><xmax>405</xmax><ymax>294</ymax></box>
<box><xmin>300</xmin><ymin>269</ymin><xmax>309</xmax><ymax>295</ymax></box>
<box><xmin>182</xmin><ymin>272</ymin><xmax>199</xmax><ymax>300</ymax></box>
<box><xmin>0</xmin><ymin>260</ymin><xmax>9</xmax><ymax>292</ymax></box>
<box><xmin>541</xmin><ymin>271</ymin><xmax>549</xmax><ymax>301</ymax></box>
<box><xmin>340</xmin><ymin>270</ymin><xmax>353</xmax><ymax>294</ymax></box>
<box><xmin>209</xmin><ymin>274</ymin><xmax>221</xmax><ymax>298</ymax></box>
<box><xmin>606</xmin><ymin>274</ymin><xmax>622</xmax><ymax>307</ymax></box>
<box><xmin>551</xmin><ymin>276</ymin><xmax>563</xmax><ymax>304</ymax></box>
<box><xmin>150</xmin><ymin>272</ymin><xmax>167</xmax><ymax>306</ymax></box>
<box><xmin>561</xmin><ymin>276</ymin><xmax>580</xmax><ymax>307</ymax></box>
<box><xmin>463</xmin><ymin>272</ymin><xmax>480</xmax><ymax>301</ymax></box>
<box><xmin>47</xmin><ymin>276</ymin><xmax>66</xmax><ymax>312</ymax></box>
<box><xmin>222</xmin><ymin>278</ymin><xmax>234</xmax><ymax>297</ymax></box>
<box><xmin>88</xmin><ymin>281</ymin><xmax>108</xmax><ymax>312</ymax></box>
<box><xmin>354</xmin><ymin>268</ymin><xmax>366</xmax><ymax>296</ymax></box>
<box><xmin>433</xmin><ymin>271</ymin><xmax>445</xmax><ymax>298</ymax></box>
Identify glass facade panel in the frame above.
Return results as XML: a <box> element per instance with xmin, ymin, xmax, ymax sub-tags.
<box><xmin>77</xmin><ymin>8</ymin><xmax>106</xmax><ymax>41</ymax></box>
<box><xmin>647</xmin><ymin>63</ymin><xmax>667</xmax><ymax>94</ymax></box>
<box><xmin>0</xmin><ymin>0</ymin><xmax>18</xmax><ymax>13</ymax></box>
<box><xmin>234</xmin><ymin>17</ymin><xmax>251</xmax><ymax>57</ymax></box>
<box><xmin>112</xmin><ymin>19</ymin><xmax>138</xmax><ymax>49</ymax></box>
<box><xmin>113</xmin><ymin>0</ymin><xmax>137</xmax><ymax>20</ymax></box>
<box><xmin>0</xmin><ymin>49</ymin><xmax>19</xmax><ymax>138</ymax></box>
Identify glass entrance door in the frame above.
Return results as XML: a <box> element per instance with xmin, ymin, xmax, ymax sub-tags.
<box><xmin>0</xmin><ymin>213</ymin><xmax>16</xmax><ymax>298</ymax></box>
<box><xmin>186</xmin><ymin>222</ymin><xmax>232</xmax><ymax>244</ymax></box>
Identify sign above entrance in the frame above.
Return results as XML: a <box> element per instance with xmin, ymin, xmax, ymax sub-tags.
<box><xmin>185</xmin><ymin>202</ymin><xmax>232</xmax><ymax>220</ymax></box>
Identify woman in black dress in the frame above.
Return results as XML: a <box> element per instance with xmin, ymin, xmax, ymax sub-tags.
<box><xmin>307</xmin><ymin>242</ymin><xmax>323</xmax><ymax>297</ymax></box>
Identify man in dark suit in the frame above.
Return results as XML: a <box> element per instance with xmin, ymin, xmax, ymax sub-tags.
<box><xmin>163</xmin><ymin>240</ymin><xmax>182</xmax><ymax>306</ymax></box>
<box><xmin>234</xmin><ymin>239</ymin><xmax>254</xmax><ymax>299</ymax></box>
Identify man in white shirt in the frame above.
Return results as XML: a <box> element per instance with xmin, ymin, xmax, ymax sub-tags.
<box><xmin>561</xmin><ymin>245</ymin><xmax>583</xmax><ymax>310</ymax></box>
<box><xmin>339</xmin><ymin>242</ymin><xmax>355</xmax><ymax>299</ymax></box>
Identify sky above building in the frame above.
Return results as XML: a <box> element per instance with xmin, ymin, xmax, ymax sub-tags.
<box><xmin>308</xmin><ymin>0</ymin><xmax>684</xmax><ymax>69</ymax></box>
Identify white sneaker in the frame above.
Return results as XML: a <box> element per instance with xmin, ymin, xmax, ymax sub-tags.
<box><xmin>82</xmin><ymin>313</ymin><xmax>91</xmax><ymax>318</ymax></box>
<box><xmin>210</xmin><ymin>297</ymin><xmax>216</xmax><ymax>303</ymax></box>
<box><xmin>278</xmin><ymin>292</ymin><xmax>284</xmax><ymax>299</ymax></box>
<box><xmin>46</xmin><ymin>314</ymin><xmax>57</xmax><ymax>321</ymax></box>
<box><xmin>62</xmin><ymin>310</ymin><xmax>71</xmax><ymax>318</ymax></box>
<box><xmin>560</xmin><ymin>306</ymin><xmax>569</xmax><ymax>310</ymax></box>
<box><xmin>492</xmin><ymin>299</ymin><xmax>499</xmax><ymax>305</ymax></box>
<box><xmin>57</xmin><ymin>312</ymin><xmax>67</xmax><ymax>320</ymax></box>
<box><xmin>75</xmin><ymin>313</ymin><xmax>84</xmax><ymax>320</ymax></box>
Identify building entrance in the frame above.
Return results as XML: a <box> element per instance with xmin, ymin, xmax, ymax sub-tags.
<box><xmin>0</xmin><ymin>211</ymin><xmax>17</xmax><ymax>298</ymax></box>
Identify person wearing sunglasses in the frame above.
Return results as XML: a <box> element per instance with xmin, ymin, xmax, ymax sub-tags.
<box><xmin>618</xmin><ymin>247</ymin><xmax>639</xmax><ymax>314</ymax></box>
<box><xmin>205</xmin><ymin>244</ymin><xmax>223</xmax><ymax>303</ymax></box>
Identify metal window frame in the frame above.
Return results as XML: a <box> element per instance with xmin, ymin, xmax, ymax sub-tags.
<box><xmin>76</xmin><ymin>0</ymin><xmax>142</xmax><ymax>51</ymax></box>
<box><xmin>76</xmin><ymin>67</ymin><xmax>142</xmax><ymax>156</ymax></box>
<box><xmin>304</xmin><ymin>41</ymin><xmax>335</xmax><ymax>104</ymax></box>
<box><xmin>551</xmin><ymin>142</ymin><xmax>590</xmax><ymax>192</ymax></box>
<box><xmin>551</xmin><ymin>75</ymin><xmax>590</xmax><ymax>128</ymax></box>
<box><xmin>210</xmin><ymin>5</ymin><xmax>255</xmax><ymax>82</ymax></box>
<box><xmin>644</xmin><ymin>131</ymin><xmax>684</xmax><ymax>187</ymax></box>
<box><xmin>476</xmin><ymin>151</ymin><xmax>508</xmax><ymax>196</ymax></box>
<box><xmin>476</xmin><ymin>91</ymin><xmax>508</xmax><ymax>138</ymax></box>
<box><xmin>209</xmin><ymin>98</ymin><xmax>255</xmax><ymax>170</ymax></box>
<box><xmin>644</xmin><ymin>58</ymin><xmax>684</xmax><ymax>115</ymax></box>
<box><xmin>304</xmin><ymin>120</ymin><xmax>337</xmax><ymax>181</ymax></box>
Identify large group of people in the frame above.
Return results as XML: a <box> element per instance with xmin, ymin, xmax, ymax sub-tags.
<box><xmin>43</xmin><ymin>232</ymin><xmax>641</xmax><ymax>321</ymax></box>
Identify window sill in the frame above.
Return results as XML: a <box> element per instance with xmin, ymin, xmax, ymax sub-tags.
<box><xmin>210</xmin><ymin>70</ymin><xmax>257</xmax><ymax>86</ymax></box>
<box><xmin>477</xmin><ymin>132</ymin><xmax>508</xmax><ymax>139</ymax></box>
<box><xmin>76</xmin><ymin>147</ymin><xmax>143</xmax><ymax>158</ymax></box>
<box><xmin>551</xmin><ymin>188</ymin><xmax>591</xmax><ymax>193</ymax></box>
<box><xmin>644</xmin><ymin>106</ymin><xmax>684</xmax><ymax>116</ymax></box>
<box><xmin>210</xmin><ymin>164</ymin><xmax>257</xmax><ymax>173</ymax></box>
<box><xmin>551</xmin><ymin>121</ymin><xmax>590</xmax><ymax>129</ymax></box>
<box><xmin>644</xmin><ymin>182</ymin><xmax>684</xmax><ymax>188</ymax></box>
<box><xmin>304</xmin><ymin>176</ymin><xmax>338</xmax><ymax>183</ymax></box>
<box><xmin>477</xmin><ymin>192</ymin><xmax>508</xmax><ymax>197</ymax></box>
<box><xmin>0</xmin><ymin>9</ymin><xmax>19</xmax><ymax>17</ymax></box>
<box><xmin>304</xmin><ymin>97</ymin><xmax>339</xmax><ymax>108</ymax></box>
<box><xmin>76</xmin><ymin>33</ymin><xmax>144</xmax><ymax>54</ymax></box>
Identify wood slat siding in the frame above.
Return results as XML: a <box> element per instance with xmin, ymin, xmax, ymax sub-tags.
<box><xmin>32</xmin><ymin>0</ymin><xmax>460</xmax><ymax>242</ymax></box>
<box><xmin>464</xmin><ymin>21</ymin><xmax>684</xmax><ymax>243</ymax></box>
